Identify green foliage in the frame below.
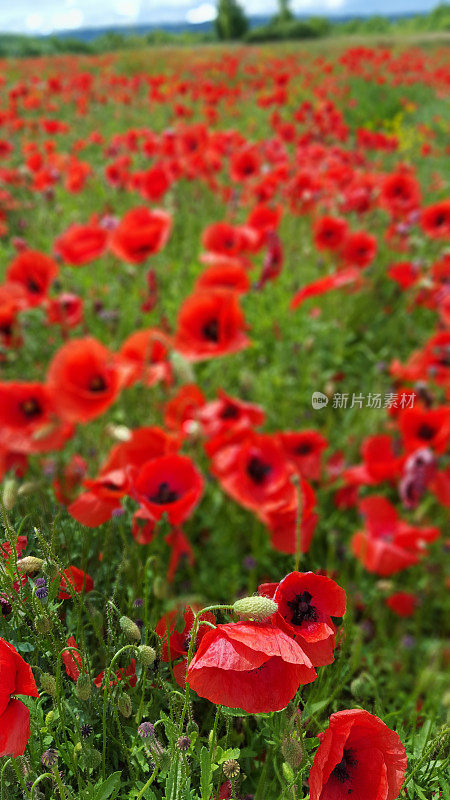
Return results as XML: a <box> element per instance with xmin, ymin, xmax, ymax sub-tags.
<box><xmin>215</xmin><ymin>0</ymin><xmax>249</xmax><ymax>40</ymax></box>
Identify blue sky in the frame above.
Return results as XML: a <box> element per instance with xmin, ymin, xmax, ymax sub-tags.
<box><xmin>0</xmin><ymin>0</ymin><xmax>439</xmax><ymax>34</ymax></box>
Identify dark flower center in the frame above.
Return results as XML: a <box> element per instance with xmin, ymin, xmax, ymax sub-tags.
<box><xmin>296</xmin><ymin>442</ymin><xmax>312</xmax><ymax>455</ymax></box>
<box><xmin>20</xmin><ymin>398</ymin><xmax>42</xmax><ymax>419</ymax></box>
<box><xmin>331</xmin><ymin>749</ymin><xmax>358</xmax><ymax>785</ymax></box>
<box><xmin>27</xmin><ymin>277</ymin><xmax>41</xmax><ymax>293</ymax></box>
<box><xmin>433</xmin><ymin>213</ymin><xmax>446</xmax><ymax>227</ymax></box>
<box><xmin>220</xmin><ymin>404</ymin><xmax>239</xmax><ymax>419</ymax></box>
<box><xmin>202</xmin><ymin>319</ymin><xmax>219</xmax><ymax>342</ymax></box>
<box><xmin>89</xmin><ymin>375</ymin><xmax>107</xmax><ymax>393</ymax></box>
<box><xmin>0</xmin><ymin>323</ymin><xmax>13</xmax><ymax>337</ymax></box>
<box><xmin>149</xmin><ymin>481</ymin><xmax>179</xmax><ymax>504</ymax></box>
<box><xmin>417</xmin><ymin>423</ymin><xmax>436</xmax><ymax>441</ymax></box>
<box><xmin>247</xmin><ymin>456</ymin><xmax>272</xmax><ymax>484</ymax></box>
<box><xmin>287</xmin><ymin>591</ymin><xmax>317</xmax><ymax>626</ymax></box>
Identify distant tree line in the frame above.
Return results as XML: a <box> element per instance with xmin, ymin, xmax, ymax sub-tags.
<box><xmin>0</xmin><ymin>1</ymin><xmax>448</xmax><ymax>57</ymax></box>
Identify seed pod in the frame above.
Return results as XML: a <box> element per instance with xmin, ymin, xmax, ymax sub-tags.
<box><xmin>40</xmin><ymin>673</ymin><xmax>57</xmax><ymax>697</ymax></box>
<box><xmin>119</xmin><ymin>615</ymin><xmax>141</xmax><ymax>642</ymax></box>
<box><xmin>233</xmin><ymin>595</ymin><xmax>278</xmax><ymax>621</ymax></box>
<box><xmin>137</xmin><ymin>645</ymin><xmax>156</xmax><ymax>666</ymax></box>
<box><xmin>117</xmin><ymin>693</ymin><xmax>132</xmax><ymax>718</ymax></box>
<box><xmin>282</xmin><ymin>734</ymin><xmax>303</xmax><ymax>769</ymax></box>
<box><xmin>223</xmin><ymin>759</ymin><xmax>240</xmax><ymax>779</ymax></box>
<box><xmin>76</xmin><ymin>674</ymin><xmax>92</xmax><ymax>701</ymax></box>
<box><xmin>35</xmin><ymin>616</ymin><xmax>51</xmax><ymax>634</ymax></box>
<box><xmin>42</xmin><ymin>560</ymin><xmax>59</xmax><ymax>579</ymax></box>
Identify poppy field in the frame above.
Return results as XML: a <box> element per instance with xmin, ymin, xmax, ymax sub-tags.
<box><xmin>0</xmin><ymin>40</ymin><xmax>449</xmax><ymax>800</ymax></box>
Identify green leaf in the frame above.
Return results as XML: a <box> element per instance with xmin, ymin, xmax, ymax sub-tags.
<box><xmin>92</xmin><ymin>772</ymin><xmax>122</xmax><ymax>800</ymax></box>
<box><xmin>200</xmin><ymin>747</ymin><xmax>213</xmax><ymax>800</ymax></box>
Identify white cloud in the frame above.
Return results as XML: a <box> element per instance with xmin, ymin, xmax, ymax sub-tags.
<box><xmin>50</xmin><ymin>8</ymin><xmax>84</xmax><ymax>30</ymax></box>
<box><xmin>114</xmin><ymin>0</ymin><xmax>141</xmax><ymax>18</ymax></box>
<box><xmin>186</xmin><ymin>3</ymin><xmax>216</xmax><ymax>23</ymax></box>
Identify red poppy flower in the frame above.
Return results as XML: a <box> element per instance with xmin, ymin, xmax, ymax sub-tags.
<box><xmin>62</xmin><ymin>636</ymin><xmax>84</xmax><ymax>682</ymax></box>
<box><xmin>210</xmin><ymin>432</ymin><xmax>293</xmax><ymax>514</ymax></box>
<box><xmin>0</xmin><ymin>382</ymin><xmax>73</xmax><ymax>454</ymax></box>
<box><xmin>187</xmin><ymin>621</ymin><xmax>316</xmax><ymax>713</ymax></box>
<box><xmin>385</xmin><ymin>592</ymin><xmax>417</xmax><ymax>618</ymax></box>
<box><xmin>263</xmin><ymin>478</ymin><xmax>318</xmax><ymax>555</ymax></box>
<box><xmin>230</xmin><ymin>146</ymin><xmax>261</xmax><ymax>182</ymax></box>
<box><xmin>420</xmin><ymin>199</ymin><xmax>450</xmax><ymax>239</ymax></box>
<box><xmin>174</xmin><ymin>290</ymin><xmax>250</xmax><ymax>362</ymax></box>
<box><xmin>68</xmin><ymin>471</ymin><xmax>125</xmax><ymax>527</ymax></box>
<box><xmin>47</xmin><ymin>293</ymin><xmax>83</xmax><ymax>329</ymax></box>
<box><xmin>380</xmin><ymin>170</ymin><xmax>420</xmax><ymax>217</ymax></box>
<box><xmin>195</xmin><ymin>263</ymin><xmax>250</xmax><ymax>294</ymax></box>
<box><xmin>352</xmin><ymin>496</ymin><xmax>439</xmax><ymax>576</ymax></box>
<box><xmin>109</xmin><ymin>207</ymin><xmax>171</xmax><ymax>263</ymax></box>
<box><xmin>156</xmin><ymin>603</ymin><xmax>215</xmax><ymax>685</ymax></box>
<box><xmin>277</xmin><ymin>431</ymin><xmax>328</xmax><ymax>481</ymax></box>
<box><xmin>119</xmin><ymin>328</ymin><xmax>172</xmax><ymax>387</ymax></box>
<box><xmin>201</xmin><ymin>223</ymin><xmax>251</xmax><ymax>257</ymax></box>
<box><xmin>47</xmin><ymin>337</ymin><xmax>125</xmax><ymax>423</ymax></box>
<box><xmin>260</xmin><ymin>571</ymin><xmax>346</xmax><ymax>666</ymax></box>
<box><xmin>138</xmin><ymin>163</ymin><xmax>172</xmax><ymax>202</ymax></box>
<box><xmin>94</xmin><ymin>659</ymin><xmax>137</xmax><ymax>690</ymax></box>
<box><xmin>387</xmin><ymin>261</ymin><xmax>421</xmax><ymax>290</ymax></box>
<box><xmin>0</xmin><ymin>637</ymin><xmax>38</xmax><ymax>757</ymax></box>
<box><xmin>343</xmin><ymin>435</ymin><xmax>403</xmax><ymax>487</ymax></box>
<box><xmin>313</xmin><ymin>216</ymin><xmax>349</xmax><ymax>252</ymax></box>
<box><xmin>102</xmin><ymin>426</ymin><xmax>180</xmax><ymax>475</ymax></box>
<box><xmin>58</xmin><ymin>566</ymin><xmax>94</xmax><ymax>599</ymax></box>
<box><xmin>131</xmin><ymin>454</ymin><xmax>203</xmax><ymax>525</ymax></box>
<box><xmin>164</xmin><ymin>385</ymin><xmax>206</xmax><ymax>432</ymax></box>
<box><xmin>0</xmin><ymin>283</ymin><xmax>27</xmax><ymax>348</ymax></box>
<box><xmin>1</xmin><ymin>536</ymin><xmax>28</xmax><ymax>563</ymax></box>
<box><xmin>6</xmin><ymin>250</ymin><xmax>58</xmax><ymax>307</ymax></box>
<box><xmin>309</xmin><ymin>709</ymin><xmax>407</xmax><ymax>800</ymax></box>
<box><xmin>54</xmin><ymin>222</ymin><xmax>109</xmax><ymax>265</ymax></box>
<box><xmin>399</xmin><ymin>406</ymin><xmax>450</xmax><ymax>455</ymax></box>
<box><xmin>290</xmin><ymin>267</ymin><xmax>360</xmax><ymax>310</ymax></box>
<box><xmin>341</xmin><ymin>230</ymin><xmax>377</xmax><ymax>269</ymax></box>
<box><xmin>198</xmin><ymin>390</ymin><xmax>265</xmax><ymax>439</ymax></box>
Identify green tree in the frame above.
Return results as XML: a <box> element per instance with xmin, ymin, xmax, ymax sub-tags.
<box><xmin>215</xmin><ymin>0</ymin><xmax>249</xmax><ymax>40</ymax></box>
<box><xmin>275</xmin><ymin>0</ymin><xmax>294</xmax><ymax>23</ymax></box>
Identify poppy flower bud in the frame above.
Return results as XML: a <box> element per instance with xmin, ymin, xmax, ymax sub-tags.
<box><xmin>76</xmin><ymin>674</ymin><xmax>92</xmax><ymax>701</ymax></box>
<box><xmin>137</xmin><ymin>645</ymin><xmax>156</xmax><ymax>666</ymax></box>
<box><xmin>80</xmin><ymin>745</ymin><xmax>102</xmax><ymax>771</ymax></box>
<box><xmin>117</xmin><ymin>693</ymin><xmax>132</xmax><ymax>718</ymax></box>
<box><xmin>17</xmin><ymin>480</ymin><xmax>41</xmax><ymax>495</ymax></box>
<box><xmin>233</xmin><ymin>595</ymin><xmax>278</xmax><ymax>621</ymax></box>
<box><xmin>16</xmin><ymin>556</ymin><xmax>44</xmax><ymax>574</ymax></box>
<box><xmin>40</xmin><ymin>673</ymin><xmax>57</xmax><ymax>697</ymax></box>
<box><xmin>45</xmin><ymin>711</ymin><xmax>55</xmax><ymax>728</ymax></box>
<box><xmin>170</xmin><ymin>351</ymin><xmax>195</xmax><ymax>384</ymax></box>
<box><xmin>282</xmin><ymin>734</ymin><xmax>303</xmax><ymax>769</ymax></box>
<box><xmin>153</xmin><ymin>576</ymin><xmax>167</xmax><ymax>599</ymax></box>
<box><xmin>43</xmin><ymin>560</ymin><xmax>59</xmax><ymax>579</ymax></box>
<box><xmin>35</xmin><ymin>616</ymin><xmax>52</xmax><ymax>634</ymax></box>
<box><xmin>2</xmin><ymin>478</ymin><xmax>17</xmax><ymax>510</ymax></box>
<box><xmin>119</xmin><ymin>615</ymin><xmax>141</xmax><ymax>642</ymax></box>
<box><xmin>223</xmin><ymin>759</ymin><xmax>240</xmax><ymax>779</ymax></box>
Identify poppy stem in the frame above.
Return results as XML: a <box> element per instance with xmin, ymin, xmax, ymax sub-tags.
<box><xmin>292</xmin><ymin>475</ymin><xmax>303</xmax><ymax>572</ymax></box>
<box><xmin>101</xmin><ymin>644</ymin><xmax>137</xmax><ymax>779</ymax></box>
